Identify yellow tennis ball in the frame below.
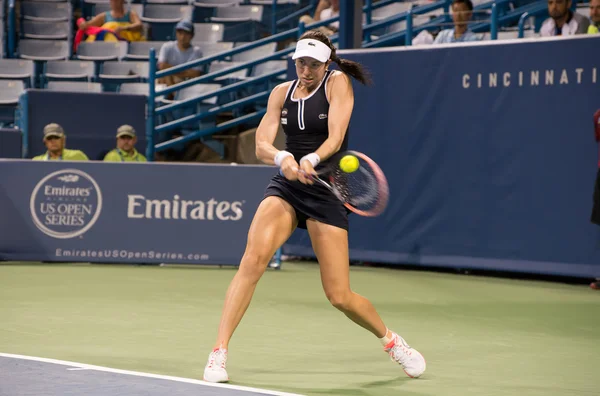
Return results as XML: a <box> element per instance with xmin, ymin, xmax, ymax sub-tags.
<box><xmin>339</xmin><ymin>155</ymin><xmax>359</xmax><ymax>173</ymax></box>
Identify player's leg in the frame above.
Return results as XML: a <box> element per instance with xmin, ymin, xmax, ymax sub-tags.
<box><xmin>306</xmin><ymin>219</ymin><xmax>426</xmax><ymax>378</ymax></box>
<box><xmin>204</xmin><ymin>196</ymin><xmax>297</xmax><ymax>382</ymax></box>
<box><xmin>306</xmin><ymin>219</ymin><xmax>386</xmax><ymax>334</ymax></box>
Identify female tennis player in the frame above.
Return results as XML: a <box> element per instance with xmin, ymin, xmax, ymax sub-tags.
<box><xmin>203</xmin><ymin>30</ymin><xmax>426</xmax><ymax>382</ymax></box>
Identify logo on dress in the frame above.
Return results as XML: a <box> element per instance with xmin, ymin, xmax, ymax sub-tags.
<box><xmin>319</xmin><ymin>113</ymin><xmax>327</xmax><ymax>120</ymax></box>
<box><xmin>30</xmin><ymin>169</ymin><xmax>103</xmax><ymax>239</ymax></box>
<box><xmin>282</xmin><ymin>108</ymin><xmax>288</xmax><ymax>116</ymax></box>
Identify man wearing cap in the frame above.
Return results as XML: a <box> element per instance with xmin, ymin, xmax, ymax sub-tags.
<box><xmin>158</xmin><ymin>20</ymin><xmax>203</xmax><ymax>87</ymax></box>
<box><xmin>103</xmin><ymin>125</ymin><xmax>147</xmax><ymax>162</ymax></box>
<box><xmin>32</xmin><ymin>123</ymin><xmax>89</xmax><ymax>161</ymax></box>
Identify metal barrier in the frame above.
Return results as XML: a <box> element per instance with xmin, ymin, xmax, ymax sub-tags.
<box><xmin>146</xmin><ymin>14</ymin><xmax>341</xmax><ymax>160</ymax></box>
<box><xmin>7</xmin><ymin>0</ymin><xmax>15</xmax><ymax>58</ymax></box>
<box><xmin>364</xmin><ymin>0</ymin><xmax>545</xmax><ymax>48</ymax></box>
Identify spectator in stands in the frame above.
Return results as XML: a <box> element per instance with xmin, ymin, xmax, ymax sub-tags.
<box><xmin>588</xmin><ymin>0</ymin><xmax>600</xmax><ymax>34</ymax></box>
<box><xmin>433</xmin><ymin>0</ymin><xmax>480</xmax><ymax>44</ymax></box>
<box><xmin>103</xmin><ymin>125</ymin><xmax>147</xmax><ymax>162</ymax></box>
<box><xmin>158</xmin><ymin>20</ymin><xmax>203</xmax><ymax>88</ymax></box>
<box><xmin>300</xmin><ymin>0</ymin><xmax>340</xmax><ymax>36</ymax></box>
<box><xmin>77</xmin><ymin>0</ymin><xmax>144</xmax><ymax>44</ymax></box>
<box><xmin>32</xmin><ymin>123</ymin><xmax>89</xmax><ymax>161</ymax></box>
<box><xmin>540</xmin><ymin>0</ymin><xmax>589</xmax><ymax>36</ymax></box>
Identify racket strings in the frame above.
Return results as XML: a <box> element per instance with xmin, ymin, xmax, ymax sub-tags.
<box><xmin>331</xmin><ymin>159</ymin><xmax>381</xmax><ymax>210</ymax></box>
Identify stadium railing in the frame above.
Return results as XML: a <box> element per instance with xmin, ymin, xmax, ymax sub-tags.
<box><xmin>146</xmin><ymin>0</ymin><xmax>434</xmax><ymax>160</ymax></box>
<box><xmin>146</xmin><ymin>14</ymin><xmax>341</xmax><ymax>160</ymax></box>
<box><xmin>7</xmin><ymin>0</ymin><xmax>15</xmax><ymax>58</ymax></box>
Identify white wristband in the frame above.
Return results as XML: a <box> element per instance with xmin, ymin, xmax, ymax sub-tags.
<box><xmin>274</xmin><ymin>150</ymin><xmax>294</xmax><ymax>167</ymax></box>
<box><xmin>300</xmin><ymin>153</ymin><xmax>321</xmax><ymax>168</ymax></box>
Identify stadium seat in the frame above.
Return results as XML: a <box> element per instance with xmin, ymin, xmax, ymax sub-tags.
<box><xmin>0</xmin><ymin>80</ymin><xmax>25</xmax><ymax>105</ymax></box>
<box><xmin>0</xmin><ymin>80</ymin><xmax>24</xmax><ymax>126</ymax></box>
<box><xmin>0</xmin><ymin>22</ymin><xmax>4</xmax><ymax>58</ymax></box>
<box><xmin>76</xmin><ymin>42</ymin><xmax>128</xmax><ymax>61</ymax></box>
<box><xmin>99</xmin><ymin>62</ymin><xmax>149</xmax><ymax>92</ymax></box>
<box><xmin>248</xmin><ymin>0</ymin><xmax>299</xmax><ymax>32</ymax></box>
<box><xmin>208</xmin><ymin>61</ymin><xmax>248</xmax><ymax>109</ymax></box>
<box><xmin>192</xmin><ymin>23</ymin><xmax>225</xmax><ymax>43</ymax></box>
<box><xmin>175</xmin><ymin>83</ymin><xmax>222</xmax><ymax>104</ymax></box>
<box><xmin>497</xmin><ymin>30</ymin><xmax>520</xmax><ymax>40</ymax></box>
<box><xmin>21</xmin><ymin>1</ymin><xmax>70</xmax><ymax>22</ymax></box>
<box><xmin>22</xmin><ymin>20</ymin><xmax>70</xmax><ymax>40</ymax></box>
<box><xmin>232</xmin><ymin>42</ymin><xmax>277</xmax><ymax>63</ymax></box>
<box><xmin>124</xmin><ymin>41</ymin><xmax>166</xmax><ymax>60</ymax></box>
<box><xmin>99</xmin><ymin>61</ymin><xmax>149</xmax><ymax>83</ymax></box>
<box><xmin>252</xmin><ymin>60</ymin><xmax>286</xmax><ymax>80</ymax></box>
<box><xmin>211</xmin><ymin>5</ymin><xmax>263</xmax><ymax>22</ymax></box>
<box><xmin>171</xmin><ymin>83</ymin><xmax>222</xmax><ymax>131</ymax></box>
<box><xmin>145</xmin><ymin>0</ymin><xmax>190</xmax><ymax>4</ymax></box>
<box><xmin>211</xmin><ymin>6</ymin><xmax>264</xmax><ymax>42</ymax></box>
<box><xmin>577</xmin><ymin>6</ymin><xmax>590</xmax><ymax>17</ymax></box>
<box><xmin>47</xmin><ymin>81</ymin><xmax>103</xmax><ymax>93</ymax></box>
<box><xmin>370</xmin><ymin>2</ymin><xmax>413</xmax><ymax>36</ymax></box>
<box><xmin>142</xmin><ymin>5</ymin><xmax>194</xmax><ymax>23</ymax></box>
<box><xmin>93</xmin><ymin>3</ymin><xmax>143</xmax><ymax>18</ymax></box>
<box><xmin>194</xmin><ymin>41</ymin><xmax>234</xmax><ymax>58</ymax></box>
<box><xmin>248</xmin><ymin>60</ymin><xmax>286</xmax><ymax>109</ymax></box>
<box><xmin>119</xmin><ymin>82</ymin><xmax>149</xmax><ymax>95</ymax></box>
<box><xmin>209</xmin><ymin>61</ymin><xmax>249</xmax><ymax>82</ymax></box>
<box><xmin>195</xmin><ymin>0</ymin><xmax>243</xmax><ymax>6</ymax></box>
<box><xmin>19</xmin><ymin>39</ymin><xmax>70</xmax><ymax>61</ymax></box>
<box><xmin>192</xmin><ymin>0</ymin><xmax>245</xmax><ymax>23</ymax></box>
<box><xmin>119</xmin><ymin>82</ymin><xmax>169</xmax><ymax>103</ymax></box>
<box><xmin>249</xmin><ymin>0</ymin><xmax>299</xmax><ymax>4</ymax></box>
<box><xmin>43</xmin><ymin>60</ymin><xmax>95</xmax><ymax>84</ymax></box>
<box><xmin>142</xmin><ymin>5</ymin><xmax>194</xmax><ymax>40</ymax></box>
<box><xmin>373</xmin><ymin>4</ymin><xmax>413</xmax><ymax>20</ymax></box>
<box><xmin>0</xmin><ymin>59</ymin><xmax>35</xmax><ymax>88</ymax></box>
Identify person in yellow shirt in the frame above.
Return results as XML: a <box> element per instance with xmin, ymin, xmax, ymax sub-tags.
<box><xmin>32</xmin><ymin>123</ymin><xmax>89</xmax><ymax>161</ymax></box>
<box><xmin>588</xmin><ymin>0</ymin><xmax>599</xmax><ymax>33</ymax></box>
<box><xmin>103</xmin><ymin>124</ymin><xmax>147</xmax><ymax>162</ymax></box>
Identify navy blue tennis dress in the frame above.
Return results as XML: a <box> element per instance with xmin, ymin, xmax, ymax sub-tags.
<box><xmin>263</xmin><ymin>70</ymin><xmax>350</xmax><ymax>230</ymax></box>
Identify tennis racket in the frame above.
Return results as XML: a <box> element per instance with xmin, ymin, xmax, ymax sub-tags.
<box><xmin>281</xmin><ymin>150</ymin><xmax>389</xmax><ymax>217</ymax></box>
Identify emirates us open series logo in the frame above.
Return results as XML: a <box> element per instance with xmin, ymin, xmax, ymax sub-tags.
<box><xmin>30</xmin><ymin>169</ymin><xmax>102</xmax><ymax>239</ymax></box>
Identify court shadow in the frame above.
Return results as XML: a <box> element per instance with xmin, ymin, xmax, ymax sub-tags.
<box><xmin>234</xmin><ymin>375</ymin><xmax>428</xmax><ymax>396</ymax></box>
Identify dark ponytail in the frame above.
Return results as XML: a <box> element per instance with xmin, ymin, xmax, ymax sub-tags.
<box><xmin>299</xmin><ymin>30</ymin><xmax>372</xmax><ymax>86</ymax></box>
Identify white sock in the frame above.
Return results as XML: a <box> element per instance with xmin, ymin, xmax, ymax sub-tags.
<box><xmin>379</xmin><ymin>328</ymin><xmax>394</xmax><ymax>346</ymax></box>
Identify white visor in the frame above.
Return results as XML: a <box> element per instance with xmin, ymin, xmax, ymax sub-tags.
<box><xmin>292</xmin><ymin>39</ymin><xmax>331</xmax><ymax>63</ymax></box>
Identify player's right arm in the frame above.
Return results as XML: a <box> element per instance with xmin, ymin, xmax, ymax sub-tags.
<box><xmin>255</xmin><ymin>82</ymin><xmax>299</xmax><ymax>180</ymax></box>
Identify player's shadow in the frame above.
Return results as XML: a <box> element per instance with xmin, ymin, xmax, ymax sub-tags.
<box><xmin>238</xmin><ymin>374</ymin><xmax>425</xmax><ymax>396</ymax></box>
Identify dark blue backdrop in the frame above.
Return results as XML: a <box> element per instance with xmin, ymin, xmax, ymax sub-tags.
<box><xmin>0</xmin><ymin>160</ymin><xmax>276</xmax><ymax>265</ymax></box>
<box><xmin>0</xmin><ymin>128</ymin><xmax>21</xmax><ymax>158</ymax></box>
<box><xmin>21</xmin><ymin>90</ymin><xmax>147</xmax><ymax>161</ymax></box>
<box><xmin>285</xmin><ymin>36</ymin><xmax>600</xmax><ymax>278</ymax></box>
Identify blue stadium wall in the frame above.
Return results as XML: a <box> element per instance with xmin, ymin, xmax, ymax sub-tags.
<box><xmin>284</xmin><ymin>35</ymin><xmax>600</xmax><ymax>278</ymax></box>
<box><xmin>1</xmin><ymin>35</ymin><xmax>599</xmax><ymax>277</ymax></box>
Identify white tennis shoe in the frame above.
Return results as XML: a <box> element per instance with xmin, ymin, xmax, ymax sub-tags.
<box><xmin>384</xmin><ymin>333</ymin><xmax>426</xmax><ymax>378</ymax></box>
<box><xmin>203</xmin><ymin>347</ymin><xmax>229</xmax><ymax>383</ymax></box>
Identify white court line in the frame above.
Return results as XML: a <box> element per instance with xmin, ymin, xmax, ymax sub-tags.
<box><xmin>0</xmin><ymin>353</ymin><xmax>305</xmax><ymax>396</ymax></box>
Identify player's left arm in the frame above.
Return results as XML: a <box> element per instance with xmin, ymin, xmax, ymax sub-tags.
<box><xmin>314</xmin><ymin>71</ymin><xmax>354</xmax><ymax>162</ymax></box>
